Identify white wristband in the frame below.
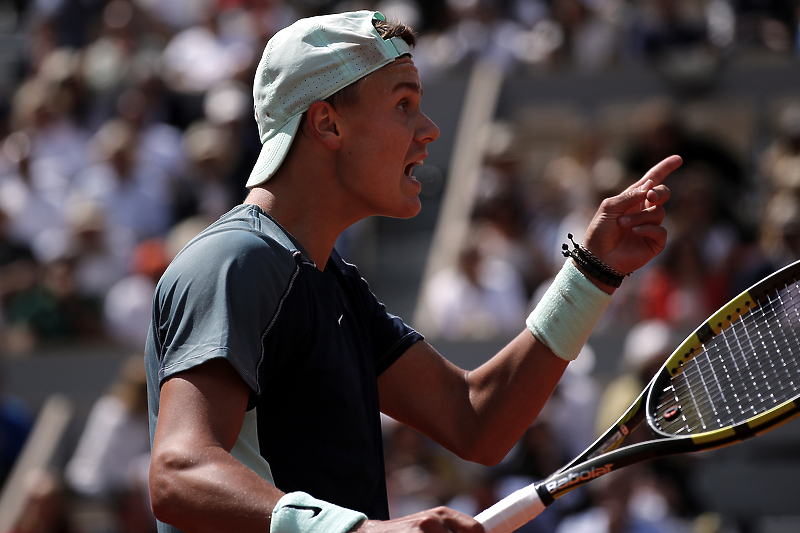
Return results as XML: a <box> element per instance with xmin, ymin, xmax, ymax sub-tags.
<box><xmin>271</xmin><ymin>492</ymin><xmax>366</xmax><ymax>533</ymax></box>
<box><xmin>526</xmin><ymin>259</ymin><xmax>612</xmax><ymax>361</ymax></box>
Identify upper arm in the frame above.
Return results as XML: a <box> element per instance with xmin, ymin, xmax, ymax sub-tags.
<box><xmin>149</xmin><ymin>359</ymin><xmax>288</xmax><ymax>532</ymax></box>
<box><xmin>152</xmin><ymin>357</ymin><xmax>251</xmax><ymax>460</ymax></box>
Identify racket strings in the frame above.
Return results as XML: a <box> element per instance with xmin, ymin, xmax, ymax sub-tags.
<box><xmin>678</xmin><ymin>290</ymin><xmax>800</xmax><ymax>430</ymax></box>
<box><xmin>654</xmin><ymin>277</ymin><xmax>800</xmax><ymax>435</ymax></box>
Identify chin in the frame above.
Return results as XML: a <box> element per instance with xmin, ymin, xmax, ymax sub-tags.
<box><xmin>385</xmin><ymin>198</ymin><xmax>422</xmax><ymax>220</ymax></box>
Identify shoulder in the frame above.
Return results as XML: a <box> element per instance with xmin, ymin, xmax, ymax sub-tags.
<box><xmin>156</xmin><ymin>206</ymin><xmax>302</xmax><ymax>302</ymax></box>
<box><xmin>177</xmin><ymin>206</ymin><xmax>297</xmax><ymax>269</ymax></box>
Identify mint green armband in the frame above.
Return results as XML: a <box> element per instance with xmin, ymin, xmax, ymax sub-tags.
<box><xmin>526</xmin><ymin>259</ymin><xmax>612</xmax><ymax>361</ymax></box>
<box><xmin>270</xmin><ymin>492</ymin><xmax>367</xmax><ymax>533</ymax></box>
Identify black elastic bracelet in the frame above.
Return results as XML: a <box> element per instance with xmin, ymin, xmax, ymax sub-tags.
<box><xmin>561</xmin><ymin>233</ymin><xmax>629</xmax><ymax>288</ymax></box>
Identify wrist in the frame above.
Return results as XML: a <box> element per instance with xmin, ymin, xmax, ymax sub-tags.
<box><xmin>571</xmin><ymin>258</ymin><xmax>617</xmax><ymax>295</ymax></box>
<box><xmin>271</xmin><ymin>492</ymin><xmax>366</xmax><ymax>533</ymax></box>
<box><xmin>526</xmin><ymin>259</ymin><xmax>613</xmax><ymax>361</ymax></box>
<box><xmin>562</xmin><ymin>233</ymin><xmax>628</xmax><ymax>291</ymax></box>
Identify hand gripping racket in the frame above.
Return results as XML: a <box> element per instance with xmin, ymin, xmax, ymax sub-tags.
<box><xmin>475</xmin><ymin>259</ymin><xmax>800</xmax><ymax>533</ymax></box>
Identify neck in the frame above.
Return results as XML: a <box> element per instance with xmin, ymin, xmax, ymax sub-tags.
<box><xmin>243</xmin><ymin>137</ymin><xmax>377</xmax><ymax>269</ymax></box>
<box><xmin>244</xmin><ymin>186</ymin><xmax>349</xmax><ymax>271</ymax></box>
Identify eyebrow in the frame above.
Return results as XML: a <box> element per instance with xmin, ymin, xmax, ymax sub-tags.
<box><xmin>394</xmin><ymin>80</ymin><xmax>422</xmax><ymax>96</ymax></box>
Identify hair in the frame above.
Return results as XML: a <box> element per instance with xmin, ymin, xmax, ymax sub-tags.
<box><xmin>324</xmin><ymin>18</ymin><xmax>417</xmax><ymax>110</ymax></box>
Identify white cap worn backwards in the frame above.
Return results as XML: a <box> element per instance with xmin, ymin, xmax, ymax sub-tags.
<box><xmin>246</xmin><ymin>10</ymin><xmax>412</xmax><ymax>188</ymax></box>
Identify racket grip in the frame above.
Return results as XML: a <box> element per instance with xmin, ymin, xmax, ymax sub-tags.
<box><xmin>474</xmin><ymin>484</ymin><xmax>545</xmax><ymax>533</ymax></box>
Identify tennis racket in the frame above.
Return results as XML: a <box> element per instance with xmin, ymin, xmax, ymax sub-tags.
<box><xmin>475</xmin><ymin>258</ymin><xmax>800</xmax><ymax>533</ymax></box>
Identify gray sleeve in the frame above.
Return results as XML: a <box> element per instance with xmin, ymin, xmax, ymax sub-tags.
<box><xmin>152</xmin><ymin>229</ymin><xmax>297</xmax><ymax>394</ymax></box>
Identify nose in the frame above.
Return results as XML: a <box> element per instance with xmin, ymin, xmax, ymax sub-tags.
<box><xmin>417</xmin><ymin>110</ymin><xmax>440</xmax><ymax>145</ymax></box>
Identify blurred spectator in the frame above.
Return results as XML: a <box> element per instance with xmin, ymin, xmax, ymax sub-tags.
<box><xmin>202</xmin><ymin>79</ymin><xmax>262</xmax><ymax>203</ymax></box>
<box><xmin>10</xmin><ymin>59</ymin><xmax>90</xmax><ymax>182</ymax></box>
<box><xmin>542</xmin><ymin>345</ymin><xmax>600</xmax><ymax>460</ymax></box>
<box><xmin>554</xmin><ymin>465</ymin><xmax>693</xmax><ymax>533</ymax></box>
<box><xmin>0</xmin><ymin>369</ymin><xmax>34</xmax><ymax>486</ymax></box>
<box><xmin>383</xmin><ymin>418</ymin><xmax>468</xmax><ymax>518</ymax></box>
<box><xmin>550</xmin><ymin>0</ymin><xmax>621</xmax><ymax>71</ymax></box>
<box><xmin>3</xmin><ymin>256</ymin><xmax>104</xmax><ymax>353</ymax></box>
<box><xmin>424</xmin><ymin>240</ymin><xmax>528</xmax><ymax>340</ymax></box>
<box><xmin>472</xmin><ymin>132</ymin><xmax>551</xmax><ymax>298</ymax></box>
<box><xmin>760</xmin><ymin>101</ymin><xmax>800</xmax><ymax>195</ymax></box>
<box><xmin>734</xmin><ymin>0</ymin><xmax>797</xmax><ymax>52</ymax></box>
<box><xmin>79</xmin><ymin>0</ymin><xmax>139</xmax><ymax>130</ymax></box>
<box><xmin>594</xmin><ymin>320</ymin><xmax>703</xmax><ymax>525</ymax></box>
<box><xmin>10</xmin><ymin>468</ymin><xmax>76</xmax><ymax>533</ymax></box>
<box><xmin>663</xmin><ymin>165</ymin><xmax>741</xmax><ymax>274</ymax></box>
<box><xmin>595</xmin><ymin>320</ymin><xmax>674</xmax><ymax>436</ymax></box>
<box><xmin>172</xmin><ymin>119</ymin><xmax>241</xmax><ymax>223</ymax></box>
<box><xmin>134</xmin><ymin>0</ymin><xmax>215</xmax><ymax>32</ymax></box>
<box><xmin>69</xmin><ymin>119</ymin><xmax>172</xmax><ymax>249</ymax></box>
<box><xmin>628</xmin><ymin>0</ymin><xmax>723</xmax><ymax>94</ymax></box>
<box><xmin>0</xmin><ymin>130</ymin><xmax>70</xmax><ymax>262</ymax></box>
<box><xmin>65</xmin><ymin>355</ymin><xmax>151</xmax><ymax>504</ymax></box>
<box><xmin>491</xmin><ymin>421</ymin><xmax>576</xmax><ymax>533</ymax></box>
<box><xmin>60</xmin><ymin>201</ymin><xmax>129</xmax><ymax>310</ymax></box>
<box><xmin>758</xmin><ymin>192</ymin><xmax>800</xmax><ymax>269</ymax></box>
<box><xmin>0</xmin><ymin>205</ymin><xmax>37</xmax><ymax>316</ymax></box>
<box><xmin>623</xmin><ymin>99</ymin><xmax>746</xmax><ymax>201</ymax></box>
<box><xmin>103</xmin><ymin>238</ymin><xmax>170</xmax><ymax>349</ymax></box>
<box><xmin>160</xmin><ymin>8</ymin><xmax>257</xmax><ymax>98</ymax></box>
<box><xmin>113</xmin><ymin>454</ymin><xmax>158</xmax><ymax>533</ymax></box>
<box><xmin>118</xmin><ymin>85</ymin><xmax>187</xmax><ymax>179</ymax></box>
<box><xmin>636</xmin><ymin>233</ymin><xmax>729</xmax><ymax>329</ymax></box>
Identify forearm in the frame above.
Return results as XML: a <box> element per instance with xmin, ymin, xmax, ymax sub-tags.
<box><xmin>461</xmin><ymin>330</ymin><xmax>569</xmax><ymax>464</ymax></box>
<box><xmin>379</xmin><ymin>332</ymin><xmax>568</xmax><ymax>465</ymax></box>
<box><xmin>150</xmin><ymin>443</ymin><xmax>283</xmax><ymax>532</ymax></box>
<box><xmin>381</xmin><ymin>262</ymin><xmax>610</xmax><ymax>465</ymax></box>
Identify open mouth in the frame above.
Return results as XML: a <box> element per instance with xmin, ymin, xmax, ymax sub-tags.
<box><xmin>405</xmin><ymin>161</ymin><xmax>420</xmax><ymax>177</ymax></box>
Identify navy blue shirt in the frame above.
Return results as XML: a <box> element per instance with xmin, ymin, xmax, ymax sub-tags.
<box><xmin>145</xmin><ymin>204</ymin><xmax>422</xmax><ymax>531</ymax></box>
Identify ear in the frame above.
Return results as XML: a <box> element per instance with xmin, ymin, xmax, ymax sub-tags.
<box><xmin>304</xmin><ymin>101</ymin><xmax>342</xmax><ymax>150</ymax></box>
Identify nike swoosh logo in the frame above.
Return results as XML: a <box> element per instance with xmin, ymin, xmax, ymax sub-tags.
<box><xmin>284</xmin><ymin>504</ymin><xmax>323</xmax><ymax>517</ymax></box>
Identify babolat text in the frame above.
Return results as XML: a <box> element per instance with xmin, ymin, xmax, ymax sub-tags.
<box><xmin>545</xmin><ymin>464</ymin><xmax>614</xmax><ymax>493</ymax></box>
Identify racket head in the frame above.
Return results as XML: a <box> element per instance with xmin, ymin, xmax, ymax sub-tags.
<box><xmin>646</xmin><ymin>259</ymin><xmax>800</xmax><ymax>449</ymax></box>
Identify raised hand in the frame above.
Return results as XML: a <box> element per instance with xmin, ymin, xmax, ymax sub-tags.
<box><xmin>583</xmin><ymin>155</ymin><xmax>682</xmax><ymax>277</ymax></box>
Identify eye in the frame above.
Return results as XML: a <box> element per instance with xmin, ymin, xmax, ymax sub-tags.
<box><xmin>397</xmin><ymin>99</ymin><xmax>409</xmax><ymax>111</ymax></box>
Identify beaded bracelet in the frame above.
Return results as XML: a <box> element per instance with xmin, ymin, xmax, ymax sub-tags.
<box><xmin>561</xmin><ymin>233</ymin><xmax>629</xmax><ymax>288</ymax></box>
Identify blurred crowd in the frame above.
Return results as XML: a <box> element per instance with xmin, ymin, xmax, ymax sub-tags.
<box><xmin>2</xmin><ymin>0</ymin><xmax>800</xmax><ymax>532</ymax></box>
<box><xmin>0</xmin><ymin>0</ymin><xmax>799</xmax><ymax>352</ymax></box>
<box><xmin>423</xmin><ymin>93</ymin><xmax>792</xmax><ymax>342</ymax></box>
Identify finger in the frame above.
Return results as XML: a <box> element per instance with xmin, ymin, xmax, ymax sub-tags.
<box><xmin>630</xmin><ymin>155</ymin><xmax>682</xmax><ymax>189</ymax></box>
<box><xmin>645</xmin><ymin>184</ymin><xmax>671</xmax><ymax>207</ymax></box>
<box><xmin>435</xmin><ymin>508</ymin><xmax>484</xmax><ymax>533</ymax></box>
<box><xmin>604</xmin><ymin>181</ymin><xmax>655</xmax><ymax>215</ymax></box>
<box><xmin>631</xmin><ymin>224</ymin><xmax>668</xmax><ymax>252</ymax></box>
<box><xmin>619</xmin><ymin>205</ymin><xmax>666</xmax><ymax>228</ymax></box>
<box><xmin>442</xmin><ymin>515</ymin><xmax>484</xmax><ymax>533</ymax></box>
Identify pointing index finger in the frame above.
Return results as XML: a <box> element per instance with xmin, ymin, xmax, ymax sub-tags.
<box><xmin>631</xmin><ymin>155</ymin><xmax>682</xmax><ymax>189</ymax></box>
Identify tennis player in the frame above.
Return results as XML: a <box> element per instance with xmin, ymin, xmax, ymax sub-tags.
<box><xmin>144</xmin><ymin>10</ymin><xmax>681</xmax><ymax>533</ymax></box>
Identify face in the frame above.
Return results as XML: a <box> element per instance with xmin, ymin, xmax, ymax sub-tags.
<box><xmin>332</xmin><ymin>56</ymin><xmax>440</xmax><ymax>220</ymax></box>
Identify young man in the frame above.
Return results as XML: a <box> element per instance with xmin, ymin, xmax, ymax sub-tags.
<box><xmin>145</xmin><ymin>10</ymin><xmax>681</xmax><ymax>533</ymax></box>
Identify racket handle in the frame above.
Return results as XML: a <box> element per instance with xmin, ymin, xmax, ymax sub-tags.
<box><xmin>474</xmin><ymin>484</ymin><xmax>545</xmax><ymax>533</ymax></box>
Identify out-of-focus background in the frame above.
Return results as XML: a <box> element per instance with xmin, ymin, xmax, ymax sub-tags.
<box><xmin>1</xmin><ymin>0</ymin><xmax>800</xmax><ymax>532</ymax></box>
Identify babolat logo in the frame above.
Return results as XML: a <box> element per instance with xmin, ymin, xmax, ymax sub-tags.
<box><xmin>545</xmin><ymin>464</ymin><xmax>614</xmax><ymax>493</ymax></box>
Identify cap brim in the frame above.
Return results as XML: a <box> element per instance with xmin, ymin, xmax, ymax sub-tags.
<box><xmin>246</xmin><ymin>114</ymin><xmax>303</xmax><ymax>188</ymax></box>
